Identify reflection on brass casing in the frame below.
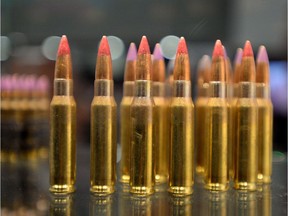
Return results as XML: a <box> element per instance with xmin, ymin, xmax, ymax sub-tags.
<box><xmin>50</xmin><ymin>194</ymin><xmax>74</xmax><ymax>216</ymax></box>
<box><xmin>256</xmin><ymin>84</ymin><xmax>273</xmax><ymax>183</ymax></box>
<box><xmin>50</xmin><ymin>79</ymin><xmax>76</xmax><ymax>194</ymax></box>
<box><xmin>169</xmin><ymin>80</ymin><xmax>194</xmax><ymax>196</ymax></box>
<box><xmin>130</xmin><ymin>80</ymin><xmax>155</xmax><ymax>195</ymax></box>
<box><xmin>257</xmin><ymin>185</ymin><xmax>271</xmax><ymax>216</ymax></box>
<box><xmin>153</xmin><ymin>82</ymin><xmax>169</xmax><ymax>184</ymax></box>
<box><xmin>208</xmin><ymin>192</ymin><xmax>227</xmax><ymax>216</ymax></box>
<box><xmin>131</xmin><ymin>196</ymin><xmax>152</xmax><ymax>216</ymax></box>
<box><xmin>195</xmin><ymin>83</ymin><xmax>209</xmax><ymax>176</ymax></box>
<box><xmin>234</xmin><ymin>82</ymin><xmax>258</xmax><ymax>191</ymax></box>
<box><xmin>89</xmin><ymin>194</ymin><xmax>114</xmax><ymax>216</ymax></box>
<box><xmin>169</xmin><ymin>195</ymin><xmax>192</xmax><ymax>216</ymax></box>
<box><xmin>235</xmin><ymin>191</ymin><xmax>257</xmax><ymax>216</ymax></box>
<box><xmin>204</xmin><ymin>82</ymin><xmax>229</xmax><ymax>191</ymax></box>
<box><xmin>90</xmin><ymin>80</ymin><xmax>117</xmax><ymax>195</ymax></box>
<box><xmin>120</xmin><ymin>81</ymin><xmax>134</xmax><ymax>183</ymax></box>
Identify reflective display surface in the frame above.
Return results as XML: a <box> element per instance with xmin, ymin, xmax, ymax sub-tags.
<box><xmin>1</xmin><ymin>145</ymin><xmax>287</xmax><ymax>216</ymax></box>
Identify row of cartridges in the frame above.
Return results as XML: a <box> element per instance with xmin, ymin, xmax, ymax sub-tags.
<box><xmin>50</xmin><ymin>35</ymin><xmax>272</xmax><ymax>196</ymax></box>
<box><xmin>1</xmin><ymin>75</ymin><xmax>50</xmax><ymax>161</ymax></box>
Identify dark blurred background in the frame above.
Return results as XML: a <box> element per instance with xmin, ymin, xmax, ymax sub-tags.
<box><xmin>1</xmin><ymin>0</ymin><xmax>287</xmax><ymax>151</ymax></box>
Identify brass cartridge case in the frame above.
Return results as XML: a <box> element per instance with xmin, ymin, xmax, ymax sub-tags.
<box><xmin>130</xmin><ymin>80</ymin><xmax>155</xmax><ymax>195</ymax></box>
<box><xmin>153</xmin><ymin>82</ymin><xmax>169</xmax><ymax>184</ymax></box>
<box><xmin>195</xmin><ymin>83</ymin><xmax>209</xmax><ymax>176</ymax></box>
<box><xmin>90</xmin><ymin>80</ymin><xmax>117</xmax><ymax>194</ymax></box>
<box><xmin>234</xmin><ymin>82</ymin><xmax>258</xmax><ymax>191</ymax></box>
<box><xmin>120</xmin><ymin>81</ymin><xmax>134</xmax><ymax>183</ymax></box>
<box><xmin>169</xmin><ymin>80</ymin><xmax>194</xmax><ymax>196</ymax></box>
<box><xmin>256</xmin><ymin>84</ymin><xmax>273</xmax><ymax>183</ymax></box>
<box><xmin>204</xmin><ymin>82</ymin><xmax>229</xmax><ymax>191</ymax></box>
<box><xmin>50</xmin><ymin>79</ymin><xmax>76</xmax><ymax>194</ymax></box>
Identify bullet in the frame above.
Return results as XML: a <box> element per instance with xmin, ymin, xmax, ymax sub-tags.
<box><xmin>231</xmin><ymin>48</ymin><xmax>243</xmax><ymax>180</ymax></box>
<box><xmin>234</xmin><ymin>41</ymin><xmax>258</xmax><ymax>191</ymax></box>
<box><xmin>130</xmin><ymin>36</ymin><xmax>155</xmax><ymax>195</ymax></box>
<box><xmin>90</xmin><ymin>36</ymin><xmax>117</xmax><ymax>194</ymax></box>
<box><xmin>168</xmin><ymin>37</ymin><xmax>194</xmax><ymax>196</ymax></box>
<box><xmin>120</xmin><ymin>43</ymin><xmax>137</xmax><ymax>184</ymax></box>
<box><xmin>195</xmin><ymin>55</ymin><xmax>211</xmax><ymax>177</ymax></box>
<box><xmin>49</xmin><ymin>35</ymin><xmax>76</xmax><ymax>194</ymax></box>
<box><xmin>152</xmin><ymin>44</ymin><xmax>169</xmax><ymax>184</ymax></box>
<box><xmin>204</xmin><ymin>40</ymin><xmax>229</xmax><ymax>191</ymax></box>
<box><xmin>256</xmin><ymin>46</ymin><xmax>273</xmax><ymax>184</ymax></box>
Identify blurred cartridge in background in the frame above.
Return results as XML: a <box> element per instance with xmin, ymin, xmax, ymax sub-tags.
<box><xmin>231</xmin><ymin>48</ymin><xmax>243</xmax><ymax>180</ymax></box>
<box><xmin>152</xmin><ymin>44</ymin><xmax>169</xmax><ymax>184</ymax></box>
<box><xmin>90</xmin><ymin>36</ymin><xmax>117</xmax><ymax>194</ymax></box>
<box><xmin>256</xmin><ymin>46</ymin><xmax>273</xmax><ymax>184</ymax></box>
<box><xmin>119</xmin><ymin>43</ymin><xmax>137</xmax><ymax>184</ymax></box>
<box><xmin>195</xmin><ymin>55</ymin><xmax>211</xmax><ymax>178</ymax></box>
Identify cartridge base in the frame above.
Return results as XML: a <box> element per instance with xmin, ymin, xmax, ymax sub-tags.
<box><xmin>155</xmin><ymin>174</ymin><xmax>168</xmax><ymax>184</ymax></box>
<box><xmin>130</xmin><ymin>186</ymin><xmax>154</xmax><ymax>196</ymax></box>
<box><xmin>119</xmin><ymin>175</ymin><xmax>130</xmax><ymax>184</ymax></box>
<box><xmin>204</xmin><ymin>183</ymin><xmax>228</xmax><ymax>191</ymax></box>
<box><xmin>90</xmin><ymin>185</ymin><xmax>115</xmax><ymax>195</ymax></box>
<box><xmin>49</xmin><ymin>184</ymin><xmax>75</xmax><ymax>194</ymax></box>
<box><xmin>257</xmin><ymin>174</ymin><xmax>271</xmax><ymax>184</ymax></box>
<box><xmin>168</xmin><ymin>186</ymin><xmax>193</xmax><ymax>196</ymax></box>
<box><xmin>234</xmin><ymin>182</ymin><xmax>257</xmax><ymax>191</ymax></box>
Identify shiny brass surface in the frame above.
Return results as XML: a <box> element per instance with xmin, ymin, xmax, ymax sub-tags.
<box><xmin>169</xmin><ymin>80</ymin><xmax>194</xmax><ymax>196</ymax></box>
<box><xmin>204</xmin><ymin>82</ymin><xmax>229</xmax><ymax>191</ymax></box>
<box><xmin>130</xmin><ymin>80</ymin><xmax>155</xmax><ymax>195</ymax></box>
<box><xmin>234</xmin><ymin>82</ymin><xmax>258</xmax><ymax>191</ymax></box>
<box><xmin>50</xmin><ymin>79</ymin><xmax>76</xmax><ymax>194</ymax></box>
<box><xmin>90</xmin><ymin>80</ymin><xmax>117</xmax><ymax>194</ymax></box>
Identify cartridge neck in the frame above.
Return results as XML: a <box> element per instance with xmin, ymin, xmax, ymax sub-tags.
<box><xmin>172</xmin><ymin>80</ymin><xmax>191</xmax><ymax>97</ymax></box>
<box><xmin>54</xmin><ymin>79</ymin><xmax>73</xmax><ymax>96</ymax></box>
<box><xmin>198</xmin><ymin>83</ymin><xmax>209</xmax><ymax>97</ymax></box>
<box><xmin>238</xmin><ymin>82</ymin><xmax>256</xmax><ymax>98</ymax></box>
<box><xmin>153</xmin><ymin>82</ymin><xmax>165</xmax><ymax>97</ymax></box>
<box><xmin>134</xmin><ymin>80</ymin><xmax>152</xmax><ymax>97</ymax></box>
<box><xmin>256</xmin><ymin>83</ymin><xmax>270</xmax><ymax>99</ymax></box>
<box><xmin>94</xmin><ymin>79</ymin><xmax>114</xmax><ymax>96</ymax></box>
<box><xmin>208</xmin><ymin>82</ymin><xmax>226</xmax><ymax>98</ymax></box>
<box><xmin>123</xmin><ymin>81</ymin><xmax>134</xmax><ymax>97</ymax></box>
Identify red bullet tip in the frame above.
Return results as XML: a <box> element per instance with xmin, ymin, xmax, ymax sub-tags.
<box><xmin>98</xmin><ymin>36</ymin><xmax>111</xmax><ymax>56</ymax></box>
<box><xmin>138</xmin><ymin>36</ymin><xmax>150</xmax><ymax>55</ymax></box>
<box><xmin>176</xmin><ymin>37</ymin><xmax>188</xmax><ymax>54</ymax></box>
<box><xmin>212</xmin><ymin>40</ymin><xmax>224</xmax><ymax>58</ymax></box>
<box><xmin>57</xmin><ymin>35</ymin><xmax>70</xmax><ymax>56</ymax></box>
<box><xmin>243</xmin><ymin>40</ymin><xmax>254</xmax><ymax>57</ymax></box>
